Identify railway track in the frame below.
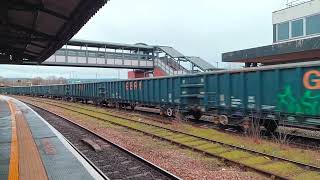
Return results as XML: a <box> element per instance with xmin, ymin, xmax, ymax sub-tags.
<box><xmin>28</xmin><ymin>103</ymin><xmax>180</xmax><ymax>180</ymax></box>
<box><xmin>21</xmin><ymin>97</ymin><xmax>320</xmax><ymax>179</ymax></box>
<box><xmin>25</xmin><ymin>97</ymin><xmax>174</xmax><ymax>125</ymax></box>
<box><xmin>23</xmin><ymin>96</ymin><xmax>320</xmax><ymax>150</ymax></box>
<box><xmin>265</xmin><ymin>130</ymin><xmax>320</xmax><ymax>150</ymax></box>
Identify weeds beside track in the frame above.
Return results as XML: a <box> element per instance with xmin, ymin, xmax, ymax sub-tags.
<box><xmin>21</xmin><ymin>97</ymin><xmax>320</xmax><ymax>180</ymax></box>
<box><xmin>28</xmin><ymin>103</ymin><xmax>180</xmax><ymax>180</ymax></box>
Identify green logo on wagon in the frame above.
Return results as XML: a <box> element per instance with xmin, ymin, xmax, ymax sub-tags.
<box><xmin>278</xmin><ymin>85</ymin><xmax>320</xmax><ymax>116</ymax></box>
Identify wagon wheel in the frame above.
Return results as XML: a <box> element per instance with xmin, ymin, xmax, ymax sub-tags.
<box><xmin>166</xmin><ymin>108</ymin><xmax>174</xmax><ymax>117</ymax></box>
<box><xmin>192</xmin><ymin>111</ymin><xmax>202</xmax><ymax>120</ymax></box>
<box><xmin>121</xmin><ymin>104</ymin><xmax>127</xmax><ymax>110</ymax></box>
<box><xmin>241</xmin><ymin>117</ymin><xmax>252</xmax><ymax>134</ymax></box>
<box><xmin>264</xmin><ymin>120</ymin><xmax>278</xmax><ymax>132</ymax></box>
<box><xmin>219</xmin><ymin>115</ymin><xmax>229</xmax><ymax>125</ymax></box>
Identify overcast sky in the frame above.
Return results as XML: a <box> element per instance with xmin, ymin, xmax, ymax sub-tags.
<box><xmin>1</xmin><ymin>0</ymin><xmax>287</xmax><ymax>79</ymax></box>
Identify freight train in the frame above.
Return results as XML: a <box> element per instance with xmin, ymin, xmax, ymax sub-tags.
<box><xmin>1</xmin><ymin>61</ymin><xmax>320</xmax><ymax>132</ymax></box>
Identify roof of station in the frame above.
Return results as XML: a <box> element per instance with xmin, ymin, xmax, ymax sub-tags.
<box><xmin>222</xmin><ymin>36</ymin><xmax>320</xmax><ymax>64</ymax></box>
<box><xmin>0</xmin><ymin>0</ymin><xmax>107</xmax><ymax>64</ymax></box>
<box><xmin>157</xmin><ymin>46</ymin><xmax>185</xmax><ymax>58</ymax></box>
<box><xmin>186</xmin><ymin>56</ymin><xmax>217</xmax><ymax>71</ymax></box>
<box><xmin>67</xmin><ymin>39</ymin><xmax>154</xmax><ymax>51</ymax></box>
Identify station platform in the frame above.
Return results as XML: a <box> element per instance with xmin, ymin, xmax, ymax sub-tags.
<box><xmin>0</xmin><ymin>96</ymin><xmax>105</xmax><ymax>180</ymax></box>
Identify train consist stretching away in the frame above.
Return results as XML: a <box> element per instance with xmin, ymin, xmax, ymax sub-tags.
<box><xmin>1</xmin><ymin>61</ymin><xmax>320</xmax><ymax>132</ymax></box>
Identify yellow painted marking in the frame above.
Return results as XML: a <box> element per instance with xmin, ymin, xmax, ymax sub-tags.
<box><xmin>8</xmin><ymin>100</ymin><xmax>19</xmax><ymax>180</ymax></box>
<box><xmin>7</xmin><ymin>98</ymin><xmax>48</xmax><ymax>180</ymax></box>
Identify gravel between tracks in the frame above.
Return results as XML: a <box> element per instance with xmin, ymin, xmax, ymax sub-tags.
<box><xmin>31</xmin><ymin>105</ymin><xmax>175</xmax><ymax>180</ymax></box>
<box><xmin>26</xmin><ymin>99</ymin><xmax>264</xmax><ymax>180</ymax></box>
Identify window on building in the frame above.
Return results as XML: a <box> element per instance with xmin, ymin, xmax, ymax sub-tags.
<box><xmin>67</xmin><ymin>50</ymin><xmax>77</xmax><ymax>56</ymax></box>
<box><xmin>273</xmin><ymin>24</ymin><xmax>277</xmax><ymax>42</ymax></box>
<box><xmin>306</xmin><ymin>14</ymin><xmax>320</xmax><ymax>35</ymax></box>
<box><xmin>278</xmin><ymin>22</ymin><xmax>289</xmax><ymax>41</ymax></box>
<box><xmin>78</xmin><ymin>52</ymin><xmax>86</xmax><ymax>57</ymax></box>
<box><xmin>291</xmin><ymin>19</ymin><xmax>304</xmax><ymax>37</ymax></box>
<box><xmin>88</xmin><ymin>52</ymin><xmax>96</xmax><ymax>57</ymax></box>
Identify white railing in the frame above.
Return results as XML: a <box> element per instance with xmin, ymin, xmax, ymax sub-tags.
<box><xmin>154</xmin><ymin>58</ymin><xmax>189</xmax><ymax>75</ymax></box>
<box><xmin>44</xmin><ymin>50</ymin><xmax>154</xmax><ymax>69</ymax></box>
<box><xmin>286</xmin><ymin>0</ymin><xmax>310</xmax><ymax>7</ymax></box>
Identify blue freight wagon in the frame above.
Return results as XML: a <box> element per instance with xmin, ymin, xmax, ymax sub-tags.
<box><xmin>89</xmin><ymin>61</ymin><xmax>320</xmax><ymax>131</ymax></box>
<box><xmin>67</xmin><ymin>83</ymin><xmax>100</xmax><ymax>103</ymax></box>
<box><xmin>1</xmin><ymin>61</ymin><xmax>320</xmax><ymax>131</ymax></box>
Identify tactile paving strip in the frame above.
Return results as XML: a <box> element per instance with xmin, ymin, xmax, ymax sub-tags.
<box><xmin>14</xmin><ymin>100</ymin><xmax>96</xmax><ymax>180</ymax></box>
<box><xmin>0</xmin><ymin>99</ymin><xmax>11</xmax><ymax>118</ymax></box>
<box><xmin>0</xmin><ymin>99</ymin><xmax>11</xmax><ymax>179</ymax></box>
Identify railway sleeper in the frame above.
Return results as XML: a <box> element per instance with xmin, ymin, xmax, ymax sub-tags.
<box><xmin>183</xmin><ymin>140</ymin><xmax>208</xmax><ymax>147</ymax></box>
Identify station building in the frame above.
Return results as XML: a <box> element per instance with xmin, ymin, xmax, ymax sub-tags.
<box><xmin>273</xmin><ymin>0</ymin><xmax>320</xmax><ymax>43</ymax></box>
<box><xmin>223</xmin><ymin>0</ymin><xmax>320</xmax><ymax>66</ymax></box>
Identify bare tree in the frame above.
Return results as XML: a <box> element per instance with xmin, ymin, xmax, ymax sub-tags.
<box><xmin>31</xmin><ymin>77</ymin><xmax>43</xmax><ymax>85</ymax></box>
<box><xmin>1</xmin><ymin>76</ymin><xmax>67</xmax><ymax>86</ymax></box>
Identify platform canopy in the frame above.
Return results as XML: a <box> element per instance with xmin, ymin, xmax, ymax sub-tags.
<box><xmin>67</xmin><ymin>39</ymin><xmax>154</xmax><ymax>51</ymax></box>
<box><xmin>222</xmin><ymin>36</ymin><xmax>320</xmax><ymax>65</ymax></box>
<box><xmin>0</xmin><ymin>0</ymin><xmax>107</xmax><ymax>65</ymax></box>
<box><xmin>157</xmin><ymin>46</ymin><xmax>185</xmax><ymax>58</ymax></box>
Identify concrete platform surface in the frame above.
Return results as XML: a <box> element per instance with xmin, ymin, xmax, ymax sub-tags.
<box><xmin>0</xmin><ymin>95</ymin><xmax>105</xmax><ymax>180</ymax></box>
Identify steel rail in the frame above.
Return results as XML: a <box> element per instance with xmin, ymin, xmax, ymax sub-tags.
<box><xmin>30</xmin><ymin>97</ymin><xmax>320</xmax><ymax>150</ymax></box>
<box><xmin>22</xmin><ymin>98</ymin><xmax>320</xmax><ymax>179</ymax></box>
<box><xmin>27</xmin><ymin>102</ymin><xmax>181</xmax><ymax>180</ymax></box>
<box><xmin>25</xmin><ymin>99</ymin><xmax>320</xmax><ymax>168</ymax></box>
<box><xmin>58</xmin><ymin>131</ymin><xmax>110</xmax><ymax>180</ymax></box>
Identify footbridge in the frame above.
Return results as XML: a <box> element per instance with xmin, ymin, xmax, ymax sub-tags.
<box><xmin>26</xmin><ymin>39</ymin><xmax>217</xmax><ymax>77</ymax></box>
<box><xmin>0</xmin><ymin>0</ymin><xmax>216</xmax><ymax>78</ymax></box>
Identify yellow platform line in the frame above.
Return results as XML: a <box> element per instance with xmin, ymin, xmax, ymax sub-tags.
<box><xmin>7</xmin><ymin>98</ymin><xmax>48</xmax><ymax>180</ymax></box>
<box><xmin>8</xmin><ymin>100</ymin><xmax>19</xmax><ymax>180</ymax></box>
